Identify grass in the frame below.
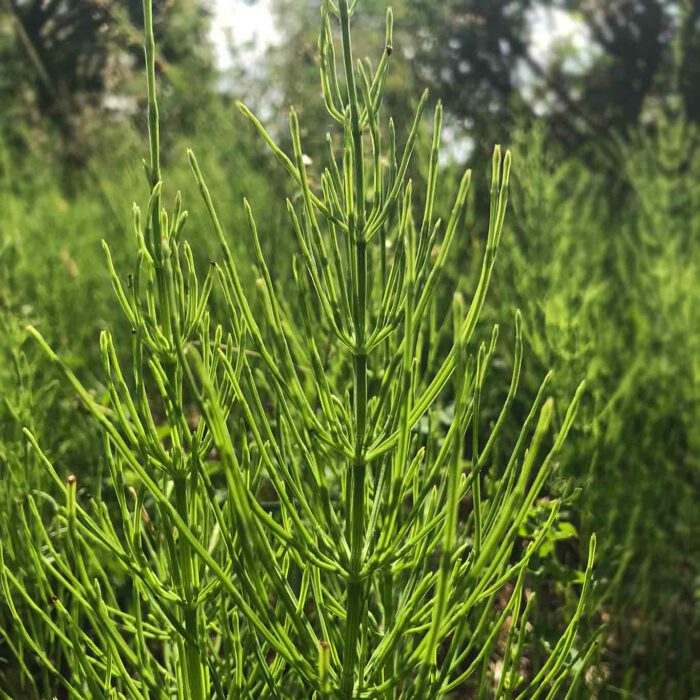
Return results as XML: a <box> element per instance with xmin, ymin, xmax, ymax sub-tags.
<box><xmin>0</xmin><ymin>0</ymin><xmax>599</xmax><ymax>697</ymax></box>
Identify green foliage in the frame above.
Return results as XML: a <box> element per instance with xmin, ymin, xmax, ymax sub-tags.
<box><xmin>3</xmin><ymin>0</ymin><xmax>699</xmax><ymax>697</ymax></box>
<box><xmin>0</xmin><ymin>1</ymin><xmax>596</xmax><ymax>697</ymax></box>
<box><xmin>495</xmin><ymin>116</ymin><xmax>700</xmax><ymax>697</ymax></box>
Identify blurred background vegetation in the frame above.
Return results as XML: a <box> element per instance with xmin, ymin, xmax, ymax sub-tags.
<box><xmin>1</xmin><ymin>0</ymin><xmax>699</xmax><ymax>697</ymax></box>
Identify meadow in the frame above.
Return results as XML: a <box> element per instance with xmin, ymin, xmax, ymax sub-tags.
<box><xmin>0</xmin><ymin>0</ymin><xmax>698</xmax><ymax>697</ymax></box>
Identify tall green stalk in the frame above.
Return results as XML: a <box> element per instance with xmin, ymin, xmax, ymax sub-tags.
<box><xmin>142</xmin><ymin>2</ymin><xmax>205</xmax><ymax>696</ymax></box>
<box><xmin>339</xmin><ymin>1</ymin><xmax>370</xmax><ymax>695</ymax></box>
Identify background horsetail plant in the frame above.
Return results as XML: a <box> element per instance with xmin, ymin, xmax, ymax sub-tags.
<box><xmin>0</xmin><ymin>0</ymin><xmax>597</xmax><ymax>697</ymax></box>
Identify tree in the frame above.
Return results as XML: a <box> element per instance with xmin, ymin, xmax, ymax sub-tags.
<box><xmin>257</xmin><ymin>0</ymin><xmax>700</xmax><ymax>157</ymax></box>
<box><xmin>0</xmin><ymin>0</ymin><xmax>215</xmax><ymax>154</ymax></box>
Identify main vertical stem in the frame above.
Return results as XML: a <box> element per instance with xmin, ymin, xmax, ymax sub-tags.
<box><xmin>339</xmin><ymin>2</ymin><xmax>368</xmax><ymax>695</ymax></box>
<box><xmin>142</xmin><ymin>0</ymin><xmax>173</xmax><ymax>340</ymax></box>
<box><xmin>343</xmin><ymin>236</ymin><xmax>368</xmax><ymax>698</ymax></box>
<box><xmin>174</xmin><ymin>476</ymin><xmax>206</xmax><ymax>700</ymax></box>
<box><xmin>339</xmin><ymin>0</ymin><xmax>365</xmax><ymax>233</ymax></box>
<box><xmin>142</xmin><ymin>2</ymin><xmax>204</xmax><ymax>696</ymax></box>
<box><xmin>142</xmin><ymin>0</ymin><xmax>160</xmax><ymax>189</ymax></box>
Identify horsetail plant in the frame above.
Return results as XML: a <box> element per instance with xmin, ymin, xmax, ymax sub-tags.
<box><xmin>1</xmin><ymin>0</ymin><xmax>597</xmax><ymax>697</ymax></box>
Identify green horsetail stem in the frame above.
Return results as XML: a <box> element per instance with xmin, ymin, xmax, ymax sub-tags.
<box><xmin>1</xmin><ymin>0</ymin><xmax>597</xmax><ymax>697</ymax></box>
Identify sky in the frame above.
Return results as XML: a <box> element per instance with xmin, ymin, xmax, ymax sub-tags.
<box><xmin>209</xmin><ymin>0</ymin><xmax>280</xmax><ymax>71</ymax></box>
